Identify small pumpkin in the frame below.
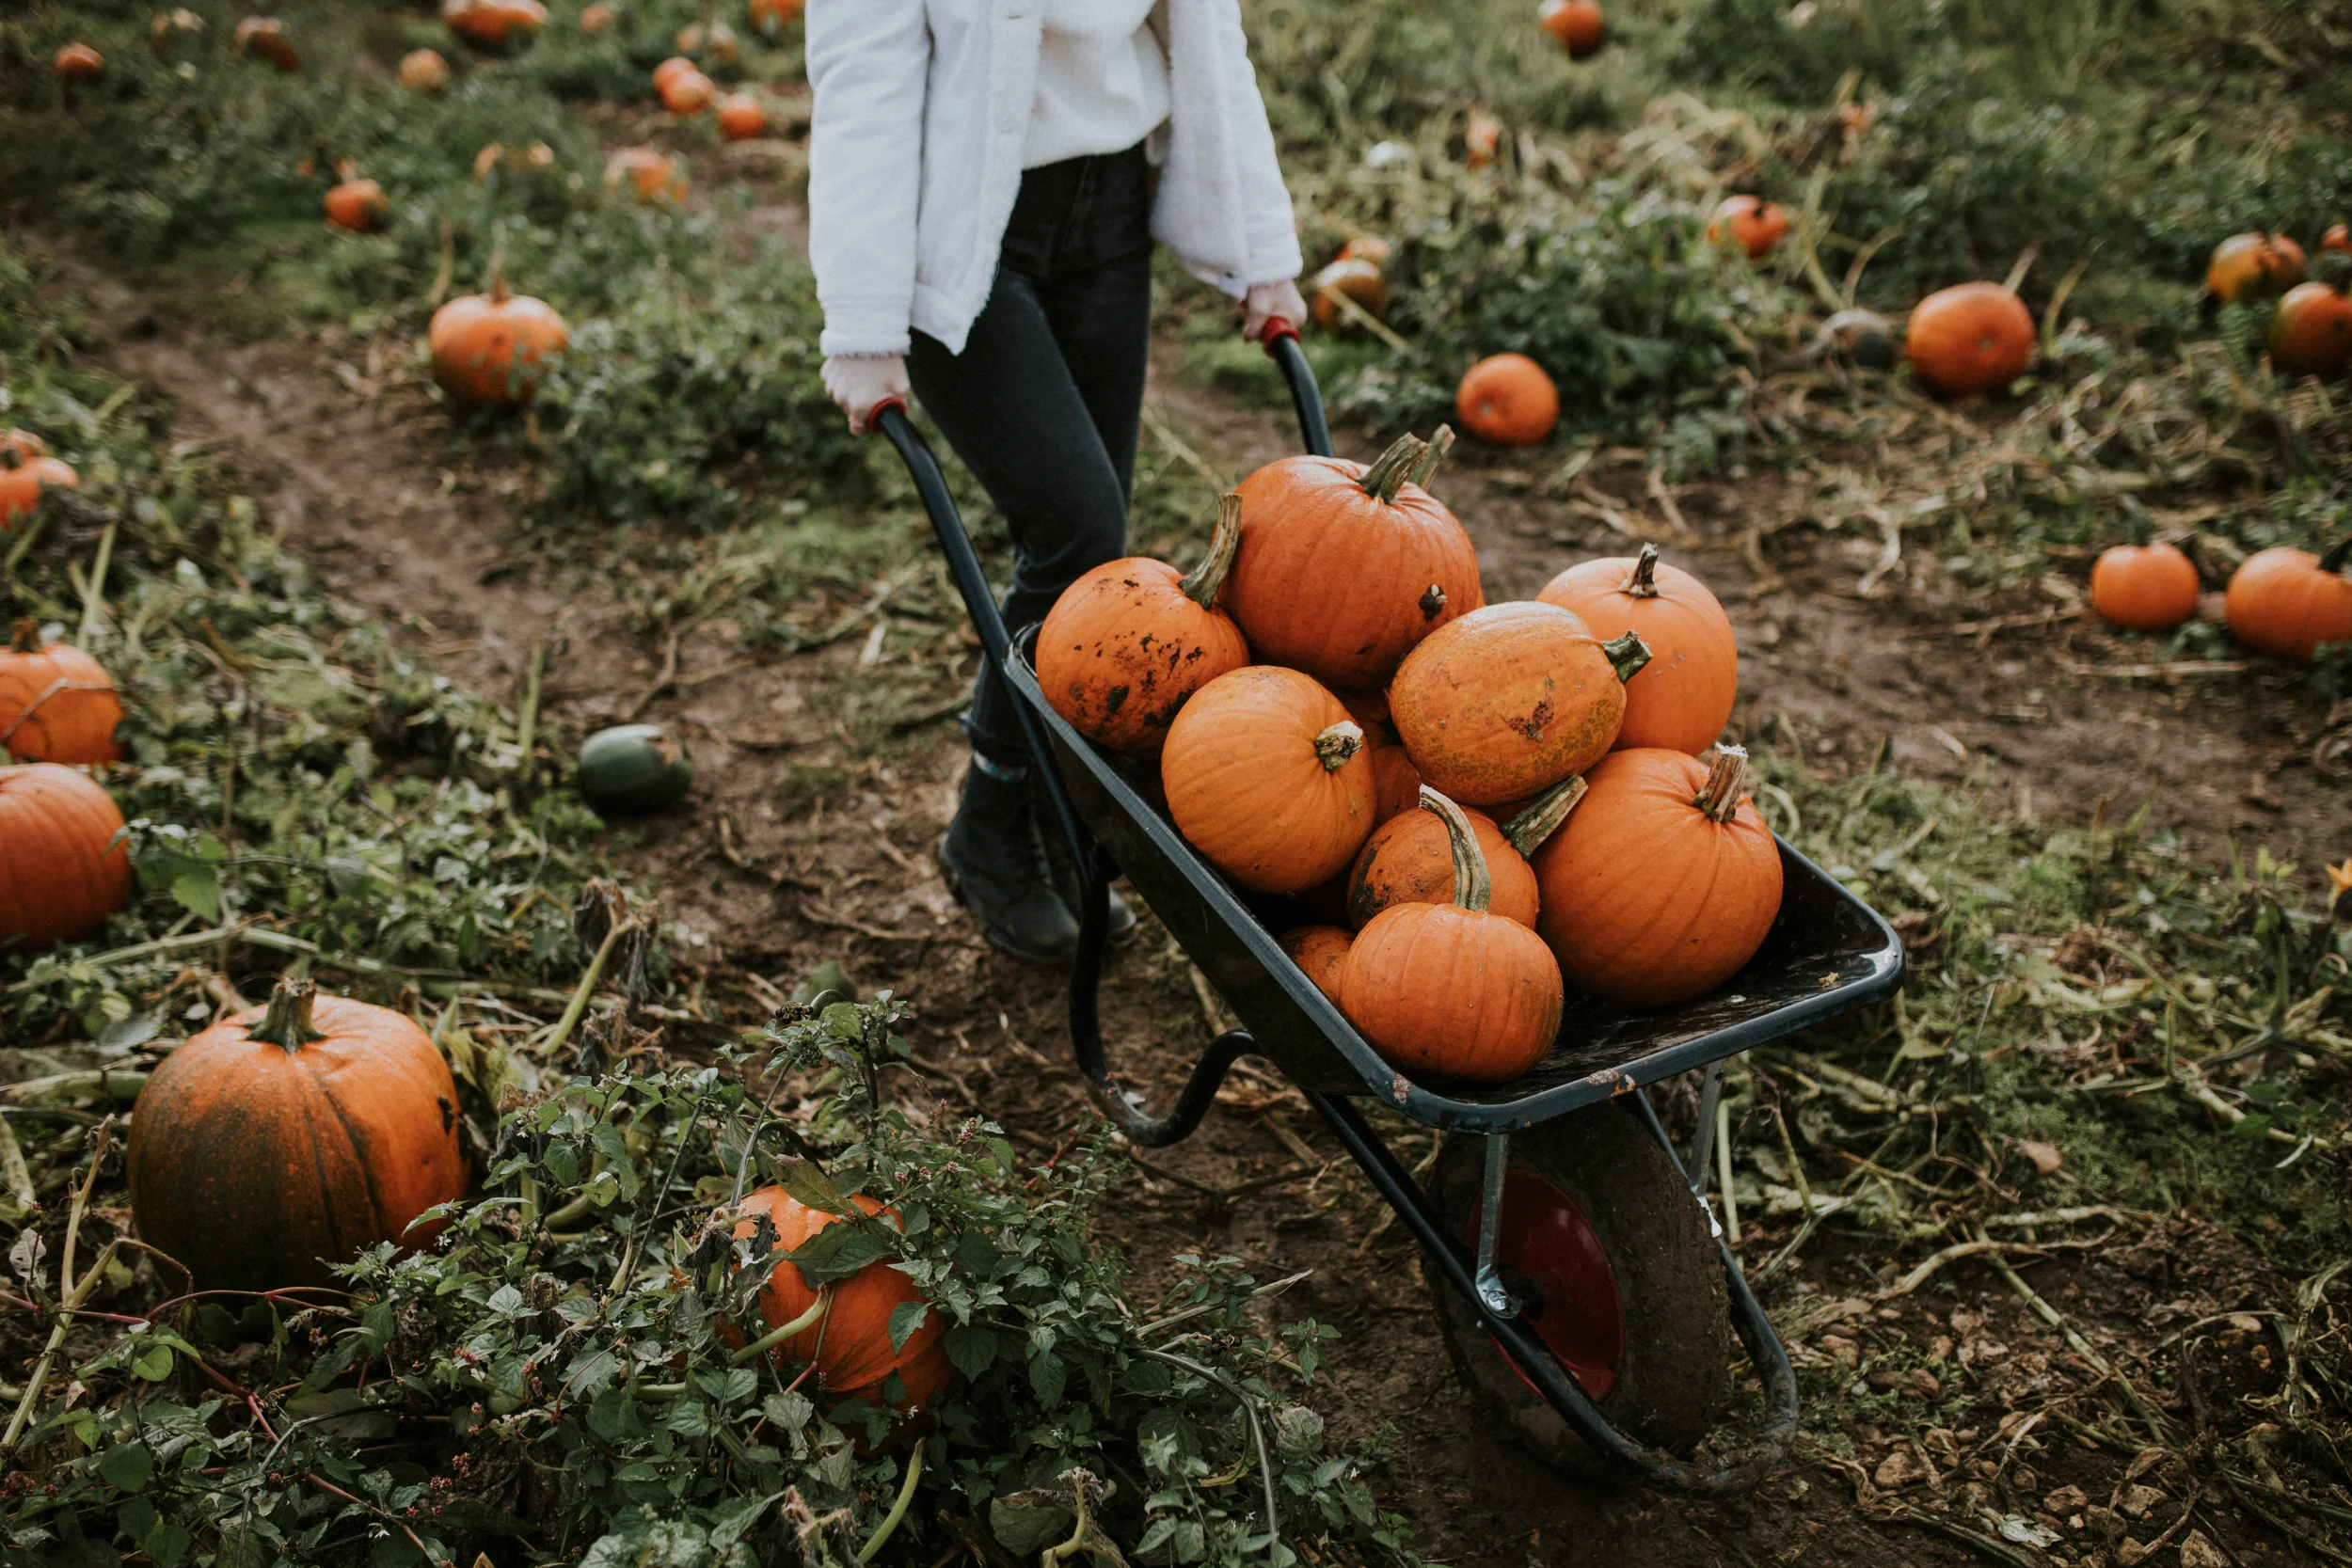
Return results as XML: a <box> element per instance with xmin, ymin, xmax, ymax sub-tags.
<box><xmin>127</xmin><ymin>980</ymin><xmax>468</xmax><ymax>1291</ymax></box>
<box><xmin>715</xmin><ymin>92</ymin><xmax>770</xmax><ymax>141</ymax></box>
<box><xmin>1455</xmin><ymin>353</ymin><xmax>1559</xmax><ymax>447</ymax></box>
<box><xmin>579</xmin><ymin>0</ymin><xmax>617</xmax><ymax>31</ymax></box>
<box><xmin>1340</xmin><ymin>788</ymin><xmax>1564</xmax><ymax>1084</ymax></box>
<box><xmin>579</xmin><ymin>722</ymin><xmax>692</xmax><ymax>814</ymax></box>
<box><xmin>325</xmin><ymin>178</ymin><xmax>388</xmax><ymax>233</ymax></box>
<box><xmin>2269</xmin><ymin>282</ymin><xmax>2352</xmax><ymax>377</ymax></box>
<box><xmin>1531</xmin><ymin>746</ymin><xmax>1783</xmax><ymax>1009</ymax></box>
<box><xmin>1310</xmin><ymin>258</ymin><xmax>1389</xmax><ymax>332</ymax></box>
<box><xmin>733</xmin><ymin>1186</ymin><xmax>954</xmax><ymax>1412</ymax></box>
<box><xmin>427</xmin><ymin>267</ymin><xmax>569</xmax><ymax>404</ymax></box>
<box><xmin>1161</xmin><ymin>666</ymin><xmax>1376</xmax><ymax>895</ymax></box>
<box><xmin>1904</xmin><ymin>282</ymin><xmax>2035</xmax><ymax>397</ymax></box>
<box><xmin>0</xmin><ymin>620</ymin><xmax>125</xmax><ymax>766</ymax></box>
<box><xmin>399</xmin><ymin>47</ymin><xmax>452</xmax><ymax>91</ymax></box>
<box><xmin>2206</xmin><ymin>231</ymin><xmax>2305</xmax><ymax>303</ymax></box>
<box><xmin>151</xmin><ymin>8</ymin><xmax>205</xmax><ymax>53</ymax></box>
<box><xmin>53</xmin><ymin>43</ymin><xmax>105</xmax><ymax>82</ymax></box>
<box><xmin>1463</xmin><ymin>109</ymin><xmax>1504</xmax><ymax>169</ymax></box>
<box><xmin>748</xmin><ymin>0</ymin><xmax>803</xmax><ymax>34</ymax></box>
<box><xmin>604</xmin><ymin>147</ymin><xmax>687</xmax><ymax>204</ymax></box>
<box><xmin>1223</xmin><ymin>429</ymin><xmax>1483</xmax><ymax>691</ymax></box>
<box><xmin>444</xmin><ymin>0</ymin><xmax>545</xmax><ymax>45</ymax></box>
<box><xmin>1279</xmin><ymin>926</ymin><xmax>1353</xmax><ymax>1006</ymax></box>
<box><xmin>2088</xmin><ymin>541</ymin><xmax>2200</xmax><ymax>632</ymax></box>
<box><xmin>660</xmin><ymin>66</ymin><xmax>716</xmax><ymax>114</ymax></box>
<box><xmin>0</xmin><ymin>436</ymin><xmax>79</xmax><ymax>529</ymax></box>
<box><xmin>232</xmin><ymin>15</ymin><xmax>299</xmax><ymax>69</ymax></box>
<box><xmin>1537</xmin><ymin>543</ymin><xmax>1737</xmax><ymax>754</ymax></box>
<box><xmin>2324</xmin><ymin>224</ymin><xmax>2351</xmax><ymax>257</ymax></box>
<box><xmin>2224</xmin><ymin>540</ymin><xmax>2352</xmax><ymax>664</ymax></box>
<box><xmin>1038</xmin><ymin>493</ymin><xmax>1250</xmax><ymax>755</ymax></box>
<box><xmin>1818</xmin><ymin>307</ymin><xmax>1897</xmax><ymax>370</ymax></box>
<box><xmin>1390</xmin><ymin>601</ymin><xmax>1650</xmax><ymax>807</ymax></box>
<box><xmin>1336</xmin><ymin>235</ymin><xmax>1392</xmax><ymax>266</ymax></box>
<box><xmin>1343</xmin><ymin>774</ymin><xmax>1580</xmax><ymax>931</ymax></box>
<box><xmin>0</xmin><ymin>762</ymin><xmax>131</xmax><ymax>948</ymax></box>
<box><xmin>651</xmin><ymin>55</ymin><xmax>697</xmax><ymax>89</ymax></box>
<box><xmin>675</xmin><ymin>19</ymin><xmax>739</xmax><ymax>63</ymax></box>
<box><xmin>1706</xmin><ymin>195</ymin><xmax>1788</xmax><ymax>261</ymax></box>
<box><xmin>1537</xmin><ymin>0</ymin><xmax>1605</xmax><ymax>57</ymax></box>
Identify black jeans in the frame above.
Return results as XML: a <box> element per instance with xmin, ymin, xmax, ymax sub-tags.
<box><xmin>908</xmin><ymin>144</ymin><xmax>1153</xmax><ymax>770</ymax></box>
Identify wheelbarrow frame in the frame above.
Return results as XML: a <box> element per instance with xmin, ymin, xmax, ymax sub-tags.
<box><xmin>871</xmin><ymin>323</ymin><xmax>1903</xmax><ymax>1497</ymax></box>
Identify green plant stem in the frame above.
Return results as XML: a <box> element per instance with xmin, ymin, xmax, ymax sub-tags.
<box><xmin>538</xmin><ymin>917</ymin><xmax>639</xmax><ymax>1058</ymax></box>
<box><xmin>729</xmin><ymin>1290</ymin><xmax>830</xmax><ymax>1367</ymax></box>
<box><xmin>1135</xmin><ymin>1347</ymin><xmax>1279</xmax><ymax>1550</ymax></box>
<box><xmin>3</xmin><ymin>1121</ymin><xmax>116</xmax><ymax>1454</ymax></box>
<box><xmin>855</xmin><ymin>1443</ymin><xmax>925</xmax><ymax>1565</ymax></box>
<box><xmin>2</xmin><ymin>513</ymin><xmax>43</xmax><ymax>572</ymax></box>
<box><xmin>74</xmin><ymin>518</ymin><xmax>116</xmax><ymax>649</ymax></box>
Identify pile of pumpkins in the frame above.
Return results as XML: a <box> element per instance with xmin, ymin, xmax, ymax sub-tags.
<box><xmin>1037</xmin><ymin>429</ymin><xmax>1783</xmax><ymax>1086</ymax></box>
<box><xmin>2203</xmin><ymin>228</ymin><xmax>2352</xmax><ymax>377</ymax></box>
<box><xmin>2090</xmin><ymin>533</ymin><xmax>2352</xmax><ymax>662</ymax></box>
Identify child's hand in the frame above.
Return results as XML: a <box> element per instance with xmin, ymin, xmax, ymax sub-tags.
<box><xmin>1242</xmin><ymin>279</ymin><xmax>1310</xmax><ymax>341</ymax></box>
<box><xmin>821</xmin><ymin>354</ymin><xmax>911</xmax><ymax>435</ymax></box>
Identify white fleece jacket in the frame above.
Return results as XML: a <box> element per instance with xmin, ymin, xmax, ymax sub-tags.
<box><xmin>806</xmin><ymin>0</ymin><xmax>1304</xmax><ymax>358</ymax></box>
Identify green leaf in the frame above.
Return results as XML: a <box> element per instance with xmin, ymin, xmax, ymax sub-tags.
<box><xmin>131</xmin><ymin>1342</ymin><xmax>174</xmax><ymax>1382</ymax></box>
<box><xmin>770</xmin><ymin>1157</ymin><xmax>847</xmax><ymax>1216</ymax></box>
<box><xmin>887</xmin><ymin>1300</ymin><xmax>929</xmax><ymax>1354</ymax></box>
<box><xmin>97</xmin><ymin>1441</ymin><xmax>154</xmax><ymax>1493</ymax></box>
<box><xmin>944</xmin><ymin>1324</ymin><xmax>997</xmax><ymax>1381</ymax></box>
<box><xmin>783</xmin><ymin>1220</ymin><xmax>893</xmax><ymax>1285</ymax></box>
<box><xmin>1028</xmin><ymin>1350</ymin><xmax>1066</xmax><ymax>1406</ymax></box>
<box><xmin>167</xmin><ymin>866</ymin><xmax>222</xmax><ymax>922</ymax></box>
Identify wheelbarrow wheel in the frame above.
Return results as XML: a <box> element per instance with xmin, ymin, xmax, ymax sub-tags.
<box><xmin>1426</xmin><ymin>1101</ymin><xmax>1730</xmax><ymax>1477</ymax></box>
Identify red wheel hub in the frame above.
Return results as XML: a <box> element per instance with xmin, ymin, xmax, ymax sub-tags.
<box><xmin>1468</xmin><ymin>1168</ymin><xmax>1625</xmax><ymax>1401</ymax></box>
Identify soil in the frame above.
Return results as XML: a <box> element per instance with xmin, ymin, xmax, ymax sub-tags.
<box><xmin>42</xmin><ymin>223</ymin><xmax>2333</xmax><ymax>1566</ymax></box>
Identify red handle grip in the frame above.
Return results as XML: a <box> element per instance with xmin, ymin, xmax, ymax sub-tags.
<box><xmin>863</xmin><ymin>395</ymin><xmax>908</xmax><ymax>433</ymax></box>
<box><xmin>1256</xmin><ymin>315</ymin><xmax>1301</xmax><ymax>356</ymax></box>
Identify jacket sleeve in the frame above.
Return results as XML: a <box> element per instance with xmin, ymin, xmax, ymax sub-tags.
<box><xmin>1216</xmin><ymin>4</ymin><xmax>1303</xmax><ymax>289</ymax></box>
<box><xmin>806</xmin><ymin>0</ymin><xmax>930</xmax><ymax>356</ymax></box>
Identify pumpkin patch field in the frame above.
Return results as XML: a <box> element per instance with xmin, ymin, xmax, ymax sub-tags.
<box><xmin>5</xmin><ymin>1</ymin><xmax>2352</xmax><ymax>1565</ymax></box>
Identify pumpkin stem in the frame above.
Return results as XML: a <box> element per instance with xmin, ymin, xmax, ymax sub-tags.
<box><xmin>1312</xmin><ymin>720</ymin><xmax>1365</xmax><ymax>772</ymax></box>
<box><xmin>1620</xmin><ymin>542</ymin><xmax>1662</xmax><ymax>599</ymax></box>
<box><xmin>1403</xmin><ymin>424</ymin><xmax>1455</xmax><ymax>491</ymax></box>
<box><xmin>1179</xmin><ymin>494</ymin><xmax>1244</xmax><ymax>610</ymax></box>
<box><xmin>247</xmin><ymin>977</ymin><xmax>328</xmax><ymax>1053</ymax></box>
<box><xmin>1357</xmin><ymin>434</ymin><xmax>1425</xmax><ymax>504</ymax></box>
<box><xmin>1694</xmin><ymin>745</ymin><xmax>1751</xmax><ymax>824</ymax></box>
<box><xmin>1502</xmin><ymin>773</ymin><xmax>1588</xmax><ymax>858</ymax></box>
<box><xmin>1419</xmin><ymin>786</ymin><xmax>1491</xmax><ymax>913</ymax></box>
<box><xmin>9</xmin><ymin>618</ymin><xmax>38</xmax><ymax>655</ymax></box>
<box><xmin>1600</xmin><ymin>629</ymin><xmax>1653</xmax><ymax>684</ymax></box>
<box><xmin>2324</xmin><ymin>533</ymin><xmax>2352</xmax><ymax>576</ymax></box>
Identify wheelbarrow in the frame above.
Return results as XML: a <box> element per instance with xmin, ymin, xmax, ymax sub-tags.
<box><xmin>870</xmin><ymin>323</ymin><xmax>1902</xmax><ymax>1495</ymax></box>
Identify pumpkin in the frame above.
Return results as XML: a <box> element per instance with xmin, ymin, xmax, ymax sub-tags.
<box><xmin>427</xmin><ymin>268</ymin><xmax>568</xmax><ymax>404</ymax></box>
<box><xmin>1038</xmin><ymin>492</ymin><xmax>1250</xmax><ymax>755</ymax></box>
<box><xmin>399</xmin><ymin>47</ymin><xmax>452</xmax><ymax>91</ymax></box>
<box><xmin>1455</xmin><ymin>353</ymin><xmax>1559</xmax><ymax>446</ymax></box>
<box><xmin>1706</xmin><ymin>195</ymin><xmax>1788</xmax><ymax>261</ymax></box>
<box><xmin>1367</xmin><ymin>744</ymin><xmax>1422</xmax><ymax>825</ymax></box>
<box><xmin>53</xmin><ymin>43</ymin><xmax>105</xmax><ymax>81</ymax></box>
<box><xmin>2324</xmin><ymin>224</ymin><xmax>2351</xmax><ymax>257</ymax></box>
<box><xmin>660</xmin><ymin>66</ymin><xmax>716</xmax><ymax>114</ymax></box>
<box><xmin>749</xmin><ymin>0</ymin><xmax>803</xmax><ymax>33</ymax></box>
<box><xmin>652</xmin><ymin>55</ymin><xmax>696</xmax><ymax>90</ymax></box>
<box><xmin>232</xmin><ymin>16</ymin><xmax>298</xmax><ymax>69</ymax></box>
<box><xmin>2206</xmin><ymin>232</ymin><xmax>2305</xmax><ymax>302</ymax></box>
<box><xmin>1904</xmin><ymin>282</ymin><xmax>2035</xmax><ymax>397</ymax></box>
<box><xmin>579</xmin><ymin>0</ymin><xmax>617</xmax><ymax>31</ymax></box>
<box><xmin>1531</xmin><ymin>746</ymin><xmax>1782</xmax><ymax>1008</ymax></box>
<box><xmin>0</xmin><ymin>438</ymin><xmax>78</xmax><ymax>529</ymax></box>
<box><xmin>445</xmin><ymin>0</ymin><xmax>545</xmax><ymax>45</ymax></box>
<box><xmin>1310</xmin><ymin>258</ymin><xmax>1389</xmax><ymax>332</ymax></box>
<box><xmin>2088</xmin><ymin>541</ymin><xmax>2200</xmax><ymax>632</ymax></box>
<box><xmin>1339</xmin><ymin>788</ymin><xmax>1563</xmax><ymax>1083</ymax></box>
<box><xmin>325</xmin><ymin>178</ymin><xmax>388</xmax><ymax>233</ymax></box>
<box><xmin>1818</xmin><ymin>307</ymin><xmax>1897</xmax><ymax>370</ymax></box>
<box><xmin>2224</xmin><ymin>541</ymin><xmax>2352</xmax><ymax>664</ymax></box>
<box><xmin>676</xmin><ymin>20</ymin><xmax>739</xmax><ymax>62</ymax></box>
<box><xmin>715</xmin><ymin>92</ymin><xmax>770</xmax><ymax>141</ymax></box>
<box><xmin>1536</xmin><ymin>543</ymin><xmax>1737</xmax><ymax>754</ymax></box>
<box><xmin>1223</xmin><ymin>430</ymin><xmax>1483</xmax><ymax>690</ymax></box>
<box><xmin>604</xmin><ymin>148</ymin><xmax>687</xmax><ymax>204</ymax></box>
<box><xmin>1280</xmin><ymin>927</ymin><xmax>1353</xmax><ymax>1005</ymax></box>
<box><xmin>1</xmin><ymin>620</ymin><xmax>125</xmax><ymax>766</ymax></box>
<box><xmin>1463</xmin><ymin>109</ymin><xmax>1504</xmax><ymax>169</ymax></box>
<box><xmin>733</xmin><ymin>1186</ymin><xmax>954</xmax><ymax>1412</ymax></box>
<box><xmin>1537</xmin><ymin>0</ymin><xmax>1605</xmax><ymax>57</ymax></box>
<box><xmin>0</xmin><ymin>762</ymin><xmax>130</xmax><ymax>948</ymax></box>
<box><xmin>1345</xmin><ymin>772</ymin><xmax>1582</xmax><ymax>930</ymax></box>
<box><xmin>1336</xmin><ymin>235</ymin><xmax>1392</xmax><ymax>266</ymax></box>
<box><xmin>1161</xmin><ymin>666</ymin><xmax>1375</xmax><ymax>895</ymax></box>
<box><xmin>579</xmin><ymin>723</ymin><xmax>692</xmax><ymax>814</ymax></box>
<box><xmin>151</xmin><ymin>8</ymin><xmax>205</xmax><ymax>53</ymax></box>
<box><xmin>1390</xmin><ymin>601</ymin><xmax>1649</xmax><ymax>807</ymax></box>
<box><xmin>127</xmin><ymin>980</ymin><xmax>467</xmax><ymax>1291</ymax></box>
<box><xmin>2269</xmin><ymin>282</ymin><xmax>2352</xmax><ymax>377</ymax></box>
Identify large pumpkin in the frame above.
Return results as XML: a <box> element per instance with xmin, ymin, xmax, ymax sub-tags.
<box><xmin>428</xmin><ymin>270</ymin><xmax>569</xmax><ymax>404</ymax></box>
<box><xmin>1161</xmin><ymin>666</ymin><xmax>1376</xmax><ymax>894</ymax></box>
<box><xmin>1340</xmin><ymin>789</ymin><xmax>1563</xmax><ymax>1083</ymax></box>
<box><xmin>2224</xmin><ymin>542</ymin><xmax>2352</xmax><ymax>664</ymax></box>
<box><xmin>1390</xmin><ymin>602</ymin><xmax>1649</xmax><ymax>806</ymax></box>
<box><xmin>1346</xmin><ymin>804</ymin><xmax>1534</xmax><ymax>930</ymax></box>
<box><xmin>0</xmin><ymin>762</ymin><xmax>131</xmax><ymax>948</ymax></box>
<box><xmin>0</xmin><ymin>619</ymin><xmax>124</xmax><ymax>765</ymax></box>
<box><xmin>2088</xmin><ymin>541</ymin><xmax>2200</xmax><ymax>632</ymax></box>
<box><xmin>1221</xmin><ymin>431</ymin><xmax>1483</xmax><ymax>691</ymax></box>
<box><xmin>127</xmin><ymin>980</ymin><xmax>467</xmax><ymax>1291</ymax></box>
<box><xmin>1537</xmin><ymin>544</ymin><xmax>1737</xmax><ymax>754</ymax></box>
<box><xmin>1038</xmin><ymin>493</ymin><xmax>1251</xmax><ymax>754</ymax></box>
<box><xmin>0</xmin><ymin>436</ymin><xmax>79</xmax><ymax>529</ymax></box>
<box><xmin>1531</xmin><ymin>747</ymin><xmax>1783</xmax><ymax>1008</ymax></box>
<box><xmin>2269</xmin><ymin>282</ymin><xmax>2352</xmax><ymax>377</ymax></box>
<box><xmin>733</xmin><ymin>1186</ymin><xmax>954</xmax><ymax>1413</ymax></box>
<box><xmin>1904</xmin><ymin>282</ymin><xmax>2035</xmax><ymax>397</ymax></box>
<box><xmin>2206</xmin><ymin>232</ymin><xmax>2305</xmax><ymax>303</ymax></box>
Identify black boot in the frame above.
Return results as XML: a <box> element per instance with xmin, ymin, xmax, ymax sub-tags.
<box><xmin>939</xmin><ymin>757</ymin><xmax>1080</xmax><ymax>963</ymax></box>
<box><xmin>1036</xmin><ymin>788</ymin><xmax>1137</xmax><ymax>942</ymax></box>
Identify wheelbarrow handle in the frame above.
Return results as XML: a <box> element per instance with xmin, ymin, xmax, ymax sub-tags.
<box><xmin>1253</xmin><ymin>317</ymin><xmax>1333</xmax><ymax>459</ymax></box>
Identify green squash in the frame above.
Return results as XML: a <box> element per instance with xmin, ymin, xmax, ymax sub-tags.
<box><xmin>577</xmin><ymin>723</ymin><xmax>692</xmax><ymax>815</ymax></box>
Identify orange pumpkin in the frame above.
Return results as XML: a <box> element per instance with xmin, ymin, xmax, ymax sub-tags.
<box><xmin>715</xmin><ymin>92</ymin><xmax>770</xmax><ymax>141</ymax></box>
<box><xmin>1536</xmin><ymin>543</ymin><xmax>1737</xmax><ymax>754</ymax></box>
<box><xmin>0</xmin><ymin>762</ymin><xmax>131</xmax><ymax>949</ymax></box>
<box><xmin>151</xmin><ymin>9</ymin><xmax>205</xmax><ymax>53</ymax></box>
<box><xmin>579</xmin><ymin>0</ymin><xmax>617</xmax><ymax>30</ymax></box>
<box><xmin>1310</xmin><ymin>258</ymin><xmax>1388</xmax><ymax>332</ymax></box>
<box><xmin>749</xmin><ymin>0</ymin><xmax>803</xmax><ymax>33</ymax></box>
<box><xmin>1</xmin><ymin>620</ymin><xmax>124</xmax><ymax>766</ymax></box>
<box><xmin>444</xmin><ymin>0</ymin><xmax>545</xmax><ymax>45</ymax></box>
<box><xmin>675</xmin><ymin>20</ymin><xmax>738</xmax><ymax>63</ymax></box>
<box><xmin>427</xmin><ymin>270</ymin><xmax>569</xmax><ymax>404</ymax></box>
<box><xmin>1390</xmin><ymin>601</ymin><xmax>1649</xmax><ymax>807</ymax></box>
<box><xmin>1336</xmin><ymin>235</ymin><xmax>1392</xmax><ymax>266</ymax></box>
<box><xmin>660</xmin><ymin>66</ymin><xmax>716</xmax><ymax>114</ymax></box>
<box><xmin>1455</xmin><ymin>353</ymin><xmax>1559</xmax><ymax>446</ymax></box>
<box><xmin>1463</xmin><ymin>109</ymin><xmax>1504</xmax><ymax>169</ymax></box>
<box><xmin>2206</xmin><ymin>232</ymin><xmax>2306</xmax><ymax>302</ymax></box>
<box><xmin>2088</xmin><ymin>542</ymin><xmax>2200</xmax><ymax>632</ymax></box>
<box><xmin>232</xmin><ymin>15</ymin><xmax>298</xmax><ymax>69</ymax></box>
<box><xmin>1279</xmin><ymin>926</ymin><xmax>1353</xmax><ymax>1006</ymax></box>
<box><xmin>127</xmin><ymin>981</ymin><xmax>467</xmax><ymax>1291</ymax></box>
<box><xmin>1706</xmin><ymin>195</ymin><xmax>1788</xmax><ymax>261</ymax></box>
<box><xmin>1531</xmin><ymin>747</ymin><xmax>1782</xmax><ymax>1008</ymax></box>
<box><xmin>2224</xmin><ymin>542</ymin><xmax>2352</xmax><ymax>664</ymax></box>
<box><xmin>732</xmin><ymin>1186</ymin><xmax>955</xmax><ymax>1413</ymax></box>
<box><xmin>603</xmin><ymin>148</ymin><xmax>687</xmax><ymax>204</ymax></box>
<box><xmin>325</xmin><ymin>178</ymin><xmax>388</xmax><ymax>233</ymax></box>
<box><xmin>1161</xmin><ymin>666</ymin><xmax>1376</xmax><ymax>895</ymax></box>
<box><xmin>651</xmin><ymin>55</ymin><xmax>696</xmax><ymax>90</ymax></box>
<box><xmin>399</xmin><ymin>47</ymin><xmax>452</xmax><ymax>91</ymax></box>
<box><xmin>0</xmin><ymin>438</ymin><xmax>79</xmax><ymax>530</ymax></box>
<box><xmin>1039</xmin><ymin>493</ymin><xmax>1250</xmax><ymax>755</ymax></box>
<box><xmin>1340</xmin><ymin>789</ymin><xmax>1563</xmax><ymax>1084</ymax></box>
<box><xmin>1346</xmin><ymin>772</ymin><xmax>1582</xmax><ymax>930</ymax></box>
<box><xmin>1223</xmin><ymin>430</ymin><xmax>1483</xmax><ymax>690</ymax></box>
<box><xmin>1367</xmin><ymin>743</ymin><xmax>1423</xmax><ymax>825</ymax></box>
<box><xmin>53</xmin><ymin>43</ymin><xmax>105</xmax><ymax>81</ymax></box>
<box><xmin>2269</xmin><ymin>282</ymin><xmax>2352</xmax><ymax>377</ymax></box>
<box><xmin>1537</xmin><ymin>0</ymin><xmax>1605</xmax><ymax>57</ymax></box>
<box><xmin>2324</xmin><ymin>224</ymin><xmax>2350</xmax><ymax>257</ymax></box>
<box><xmin>1904</xmin><ymin>282</ymin><xmax>2035</xmax><ymax>397</ymax></box>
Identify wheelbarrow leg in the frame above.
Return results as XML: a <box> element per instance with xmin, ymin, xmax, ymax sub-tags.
<box><xmin>1474</xmin><ymin>1133</ymin><xmax>1518</xmax><ymax>1317</ymax></box>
